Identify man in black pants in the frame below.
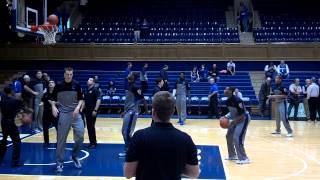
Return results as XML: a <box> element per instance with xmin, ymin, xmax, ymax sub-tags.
<box><xmin>124</xmin><ymin>91</ymin><xmax>200</xmax><ymax>179</ymax></box>
<box><xmin>307</xmin><ymin>78</ymin><xmax>319</xmax><ymax>122</ymax></box>
<box><xmin>208</xmin><ymin>78</ymin><xmax>219</xmax><ymax>118</ymax></box>
<box><xmin>83</xmin><ymin>77</ymin><xmax>101</xmax><ymax>149</ymax></box>
<box><xmin>42</xmin><ymin>80</ymin><xmax>58</xmax><ymax>147</ymax></box>
<box><xmin>0</xmin><ymin>86</ymin><xmax>29</xmax><ymax>167</ymax></box>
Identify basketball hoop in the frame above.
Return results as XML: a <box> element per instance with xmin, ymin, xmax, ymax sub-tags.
<box><xmin>31</xmin><ymin>24</ymin><xmax>58</xmax><ymax>45</ymax></box>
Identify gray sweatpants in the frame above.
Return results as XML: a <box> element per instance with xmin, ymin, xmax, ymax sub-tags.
<box><xmin>32</xmin><ymin>97</ymin><xmax>43</xmax><ymax>130</ymax></box>
<box><xmin>176</xmin><ymin>95</ymin><xmax>187</xmax><ymax>122</ymax></box>
<box><xmin>226</xmin><ymin>114</ymin><xmax>250</xmax><ymax>161</ymax></box>
<box><xmin>121</xmin><ymin>110</ymin><xmax>138</xmax><ymax>151</ymax></box>
<box><xmin>56</xmin><ymin>112</ymin><xmax>84</xmax><ymax>166</ymax></box>
<box><xmin>275</xmin><ymin>101</ymin><xmax>293</xmax><ymax>133</ymax></box>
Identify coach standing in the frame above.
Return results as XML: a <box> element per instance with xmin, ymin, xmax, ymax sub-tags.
<box><xmin>83</xmin><ymin>77</ymin><xmax>101</xmax><ymax>149</ymax></box>
<box><xmin>51</xmin><ymin>67</ymin><xmax>84</xmax><ymax>173</ymax></box>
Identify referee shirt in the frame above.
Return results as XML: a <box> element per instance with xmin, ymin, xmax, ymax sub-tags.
<box><xmin>126</xmin><ymin>122</ymin><xmax>198</xmax><ymax>180</ymax></box>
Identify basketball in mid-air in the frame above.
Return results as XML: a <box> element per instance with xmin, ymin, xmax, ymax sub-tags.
<box><xmin>48</xmin><ymin>14</ymin><xmax>59</xmax><ymax>25</ymax></box>
<box><xmin>219</xmin><ymin>116</ymin><xmax>230</xmax><ymax>129</ymax></box>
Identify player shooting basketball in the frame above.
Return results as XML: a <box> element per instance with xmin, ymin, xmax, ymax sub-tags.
<box><xmin>222</xmin><ymin>87</ymin><xmax>251</xmax><ymax>165</ymax></box>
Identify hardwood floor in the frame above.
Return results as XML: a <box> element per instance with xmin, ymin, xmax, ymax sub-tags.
<box><xmin>2</xmin><ymin>118</ymin><xmax>320</xmax><ymax>180</ymax></box>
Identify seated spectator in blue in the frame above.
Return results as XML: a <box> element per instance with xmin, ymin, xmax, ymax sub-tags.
<box><xmin>227</xmin><ymin>60</ymin><xmax>236</xmax><ymax>75</ymax></box>
<box><xmin>264</xmin><ymin>62</ymin><xmax>277</xmax><ymax>79</ymax></box>
<box><xmin>277</xmin><ymin>60</ymin><xmax>290</xmax><ymax>79</ymax></box>
<box><xmin>198</xmin><ymin>64</ymin><xmax>208</xmax><ymax>82</ymax></box>
<box><xmin>107</xmin><ymin>80</ymin><xmax>116</xmax><ymax>97</ymax></box>
<box><xmin>190</xmin><ymin>66</ymin><xmax>199</xmax><ymax>82</ymax></box>
<box><xmin>209</xmin><ymin>64</ymin><xmax>219</xmax><ymax>80</ymax></box>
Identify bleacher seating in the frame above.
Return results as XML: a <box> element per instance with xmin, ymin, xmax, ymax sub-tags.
<box><xmin>61</xmin><ymin>0</ymin><xmax>240</xmax><ymax>43</ymax></box>
<box><xmin>253</xmin><ymin>0</ymin><xmax>320</xmax><ymax>43</ymax></box>
<box><xmin>47</xmin><ymin>70</ymin><xmax>257</xmax><ymax>115</ymax></box>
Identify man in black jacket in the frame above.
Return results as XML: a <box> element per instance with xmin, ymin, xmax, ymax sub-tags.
<box><xmin>259</xmin><ymin>77</ymin><xmax>271</xmax><ymax>116</ymax></box>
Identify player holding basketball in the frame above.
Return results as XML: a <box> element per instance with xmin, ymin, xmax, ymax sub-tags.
<box><xmin>223</xmin><ymin>87</ymin><xmax>251</xmax><ymax>164</ymax></box>
<box><xmin>268</xmin><ymin>75</ymin><xmax>293</xmax><ymax>137</ymax></box>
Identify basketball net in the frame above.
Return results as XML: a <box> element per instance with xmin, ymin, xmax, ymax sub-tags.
<box><xmin>32</xmin><ymin>25</ymin><xmax>58</xmax><ymax>45</ymax></box>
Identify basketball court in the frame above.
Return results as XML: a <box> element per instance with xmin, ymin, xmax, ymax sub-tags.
<box><xmin>1</xmin><ymin>118</ymin><xmax>320</xmax><ymax>180</ymax></box>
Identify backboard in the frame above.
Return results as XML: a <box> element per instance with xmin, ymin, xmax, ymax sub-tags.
<box><xmin>11</xmin><ymin>0</ymin><xmax>48</xmax><ymax>36</ymax></box>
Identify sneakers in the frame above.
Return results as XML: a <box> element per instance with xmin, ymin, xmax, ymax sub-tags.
<box><xmin>56</xmin><ymin>165</ymin><xmax>63</xmax><ymax>173</ymax></box>
<box><xmin>71</xmin><ymin>156</ymin><xmax>82</xmax><ymax>169</ymax></box>
<box><xmin>225</xmin><ymin>156</ymin><xmax>238</xmax><ymax>161</ymax></box>
<box><xmin>236</xmin><ymin>159</ymin><xmax>250</xmax><ymax>165</ymax></box>
<box><xmin>118</xmin><ymin>152</ymin><xmax>126</xmax><ymax>157</ymax></box>
<box><xmin>286</xmin><ymin>133</ymin><xmax>293</xmax><ymax>137</ymax></box>
<box><xmin>271</xmin><ymin>131</ymin><xmax>281</xmax><ymax>135</ymax></box>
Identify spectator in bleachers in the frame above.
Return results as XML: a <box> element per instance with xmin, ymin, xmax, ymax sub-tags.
<box><xmin>173</xmin><ymin>72</ymin><xmax>190</xmax><ymax>125</ymax></box>
<box><xmin>209</xmin><ymin>64</ymin><xmax>219</xmax><ymax>81</ymax></box>
<box><xmin>307</xmin><ymin>77</ymin><xmax>320</xmax><ymax>122</ymax></box>
<box><xmin>208</xmin><ymin>78</ymin><xmax>219</xmax><ymax>119</ymax></box>
<box><xmin>133</xmin><ymin>18</ymin><xmax>141</xmax><ymax>42</ymax></box>
<box><xmin>234</xmin><ymin>88</ymin><xmax>243</xmax><ymax>99</ymax></box>
<box><xmin>287</xmin><ymin>78</ymin><xmax>302</xmax><ymax>120</ymax></box>
<box><xmin>160</xmin><ymin>65</ymin><xmax>169</xmax><ymax>91</ymax></box>
<box><xmin>107</xmin><ymin>80</ymin><xmax>116</xmax><ymax>97</ymax></box>
<box><xmin>141</xmin><ymin>18</ymin><xmax>150</xmax><ymax>39</ymax></box>
<box><xmin>302</xmin><ymin>79</ymin><xmax>311</xmax><ymax>120</ymax></box>
<box><xmin>259</xmin><ymin>77</ymin><xmax>271</xmax><ymax>116</ymax></box>
<box><xmin>264</xmin><ymin>62</ymin><xmax>277</xmax><ymax>79</ymax></box>
<box><xmin>199</xmin><ymin>64</ymin><xmax>208</xmax><ymax>82</ymax></box>
<box><xmin>227</xmin><ymin>60</ymin><xmax>236</xmax><ymax>75</ymax></box>
<box><xmin>239</xmin><ymin>2</ymin><xmax>250</xmax><ymax>32</ymax></box>
<box><xmin>277</xmin><ymin>60</ymin><xmax>290</xmax><ymax>79</ymax></box>
<box><xmin>190</xmin><ymin>66</ymin><xmax>200</xmax><ymax>82</ymax></box>
<box><xmin>153</xmin><ymin>77</ymin><xmax>164</xmax><ymax>96</ymax></box>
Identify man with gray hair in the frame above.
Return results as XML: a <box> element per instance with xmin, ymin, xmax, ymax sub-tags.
<box><xmin>287</xmin><ymin>78</ymin><xmax>302</xmax><ymax>120</ymax></box>
<box><xmin>124</xmin><ymin>91</ymin><xmax>200</xmax><ymax>180</ymax></box>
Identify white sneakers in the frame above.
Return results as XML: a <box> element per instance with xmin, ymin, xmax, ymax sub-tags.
<box><xmin>236</xmin><ymin>159</ymin><xmax>250</xmax><ymax>165</ymax></box>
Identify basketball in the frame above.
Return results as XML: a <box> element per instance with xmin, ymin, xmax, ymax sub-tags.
<box><xmin>21</xmin><ymin>113</ymin><xmax>33</xmax><ymax>125</ymax></box>
<box><xmin>48</xmin><ymin>14</ymin><xmax>59</xmax><ymax>25</ymax></box>
<box><xmin>219</xmin><ymin>116</ymin><xmax>229</xmax><ymax>129</ymax></box>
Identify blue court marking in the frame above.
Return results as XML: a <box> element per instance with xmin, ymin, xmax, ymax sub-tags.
<box><xmin>0</xmin><ymin>143</ymin><xmax>226</xmax><ymax>179</ymax></box>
